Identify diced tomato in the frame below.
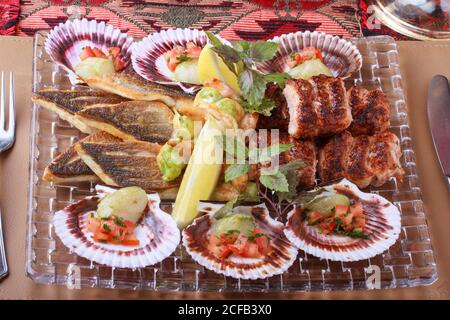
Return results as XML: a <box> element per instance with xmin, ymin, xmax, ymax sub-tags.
<box><xmin>220</xmin><ymin>247</ymin><xmax>233</xmax><ymax>259</ymax></box>
<box><xmin>288</xmin><ymin>47</ymin><xmax>324</xmax><ymax>68</ymax></box>
<box><xmin>228</xmin><ymin>244</ymin><xmax>240</xmax><ymax>255</ymax></box>
<box><xmin>123</xmin><ymin>220</ymin><xmax>135</xmax><ymax>233</ymax></box>
<box><xmin>167</xmin><ymin>59</ymin><xmax>178</xmax><ymax>72</ymax></box>
<box><xmin>91</xmin><ymin>47</ymin><xmax>107</xmax><ymax>58</ymax></box>
<box><xmin>108</xmin><ymin>47</ymin><xmax>121</xmax><ymax>58</ymax></box>
<box><xmin>255</xmin><ymin>236</ymin><xmax>270</xmax><ymax>255</ymax></box>
<box><xmin>319</xmin><ymin>221</ymin><xmax>336</xmax><ymax>235</ymax></box>
<box><xmin>99</xmin><ymin>219</ymin><xmax>115</xmax><ymax>234</ymax></box>
<box><xmin>86</xmin><ymin>215</ymin><xmax>101</xmax><ymax>233</ymax></box>
<box><xmin>241</xmin><ymin>242</ymin><xmax>260</xmax><ymax>258</ymax></box>
<box><xmin>308</xmin><ymin>211</ymin><xmax>324</xmax><ymax>224</ymax></box>
<box><xmin>80</xmin><ymin>46</ymin><xmax>96</xmax><ymax>61</ymax></box>
<box><xmin>350</xmin><ymin>202</ymin><xmax>364</xmax><ymax>217</ymax></box>
<box><xmin>113</xmin><ymin>56</ymin><xmax>126</xmax><ymax>72</ymax></box>
<box><xmin>111</xmin><ymin>225</ymin><xmax>127</xmax><ymax>242</ymax></box>
<box><xmin>121</xmin><ymin>234</ymin><xmax>140</xmax><ymax>246</ymax></box>
<box><xmin>93</xmin><ymin>231</ymin><xmax>109</xmax><ymax>243</ymax></box>
<box><xmin>186</xmin><ymin>42</ymin><xmax>202</xmax><ymax>59</ymax></box>
<box><xmin>335</xmin><ymin>205</ymin><xmax>349</xmax><ymax>216</ymax></box>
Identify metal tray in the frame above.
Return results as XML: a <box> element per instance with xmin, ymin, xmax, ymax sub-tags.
<box><xmin>26</xmin><ymin>31</ymin><xmax>438</xmax><ymax>292</ymax></box>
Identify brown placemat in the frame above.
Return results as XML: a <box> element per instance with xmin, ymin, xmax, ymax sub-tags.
<box><xmin>0</xmin><ymin>36</ymin><xmax>449</xmax><ymax>299</ymax></box>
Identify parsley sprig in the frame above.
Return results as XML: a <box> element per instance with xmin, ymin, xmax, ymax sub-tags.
<box><xmin>216</xmin><ymin>135</ymin><xmax>305</xmax><ymax>195</ymax></box>
<box><xmin>205</xmin><ymin>32</ymin><xmax>291</xmax><ymax>116</ymax></box>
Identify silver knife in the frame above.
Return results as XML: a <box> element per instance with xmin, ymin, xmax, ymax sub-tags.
<box><xmin>0</xmin><ymin>207</ymin><xmax>8</xmax><ymax>281</ymax></box>
<box><xmin>427</xmin><ymin>75</ymin><xmax>450</xmax><ymax>188</ymax></box>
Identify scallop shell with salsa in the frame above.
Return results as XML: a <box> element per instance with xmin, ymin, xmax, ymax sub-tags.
<box><xmin>53</xmin><ymin>185</ymin><xmax>180</xmax><ymax>269</ymax></box>
<box><xmin>284</xmin><ymin>179</ymin><xmax>401</xmax><ymax>262</ymax></box>
<box><xmin>45</xmin><ymin>18</ymin><xmax>134</xmax><ymax>84</ymax></box>
<box><xmin>257</xmin><ymin>31</ymin><xmax>362</xmax><ymax>79</ymax></box>
<box><xmin>131</xmin><ymin>28</ymin><xmax>229</xmax><ymax>94</ymax></box>
<box><xmin>182</xmin><ymin>202</ymin><xmax>298</xmax><ymax>280</ymax></box>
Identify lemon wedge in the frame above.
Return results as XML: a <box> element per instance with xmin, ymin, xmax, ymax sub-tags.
<box><xmin>171</xmin><ymin>119</ymin><xmax>223</xmax><ymax>228</ymax></box>
<box><xmin>197</xmin><ymin>44</ymin><xmax>241</xmax><ymax>94</ymax></box>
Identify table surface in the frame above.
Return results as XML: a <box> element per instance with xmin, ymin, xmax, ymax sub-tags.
<box><xmin>0</xmin><ymin>36</ymin><xmax>449</xmax><ymax>300</ymax></box>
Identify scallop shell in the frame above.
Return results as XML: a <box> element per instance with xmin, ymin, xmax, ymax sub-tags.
<box><xmin>182</xmin><ymin>203</ymin><xmax>298</xmax><ymax>280</ymax></box>
<box><xmin>132</xmin><ymin>28</ymin><xmax>229</xmax><ymax>94</ymax></box>
<box><xmin>257</xmin><ymin>31</ymin><xmax>362</xmax><ymax>79</ymax></box>
<box><xmin>45</xmin><ymin>18</ymin><xmax>134</xmax><ymax>84</ymax></box>
<box><xmin>53</xmin><ymin>185</ymin><xmax>180</xmax><ymax>268</ymax></box>
<box><xmin>284</xmin><ymin>179</ymin><xmax>401</xmax><ymax>262</ymax></box>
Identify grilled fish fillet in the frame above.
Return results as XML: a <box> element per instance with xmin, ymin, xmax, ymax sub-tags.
<box><xmin>258</xmin><ymin>132</ymin><xmax>317</xmax><ymax>189</ymax></box>
<box><xmin>75</xmin><ymin>100</ymin><xmax>174</xmax><ymax>144</ymax></box>
<box><xmin>32</xmin><ymin>89</ymin><xmax>126</xmax><ymax>133</ymax></box>
<box><xmin>75</xmin><ymin>139</ymin><xmax>178</xmax><ymax>192</ymax></box>
<box><xmin>86</xmin><ymin>73</ymin><xmax>194</xmax><ymax>108</ymax></box>
<box><xmin>283</xmin><ymin>76</ymin><xmax>352</xmax><ymax>139</ymax></box>
<box><xmin>42</xmin><ymin>131</ymin><xmax>122</xmax><ymax>183</ymax></box>
<box><xmin>348</xmin><ymin>86</ymin><xmax>390</xmax><ymax>135</ymax></box>
<box><xmin>318</xmin><ymin>131</ymin><xmax>404</xmax><ymax>188</ymax></box>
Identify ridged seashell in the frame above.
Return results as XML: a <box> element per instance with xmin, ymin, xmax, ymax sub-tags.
<box><xmin>45</xmin><ymin>19</ymin><xmax>134</xmax><ymax>83</ymax></box>
<box><xmin>132</xmin><ymin>28</ymin><xmax>228</xmax><ymax>94</ymax></box>
<box><xmin>284</xmin><ymin>179</ymin><xmax>401</xmax><ymax>262</ymax></box>
<box><xmin>53</xmin><ymin>185</ymin><xmax>180</xmax><ymax>268</ymax></box>
<box><xmin>257</xmin><ymin>31</ymin><xmax>362</xmax><ymax>79</ymax></box>
<box><xmin>182</xmin><ymin>203</ymin><xmax>298</xmax><ymax>280</ymax></box>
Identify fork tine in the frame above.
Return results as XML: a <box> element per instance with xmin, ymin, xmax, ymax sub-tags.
<box><xmin>8</xmin><ymin>72</ymin><xmax>14</xmax><ymax>134</ymax></box>
<box><xmin>0</xmin><ymin>72</ymin><xmax>5</xmax><ymax>131</ymax></box>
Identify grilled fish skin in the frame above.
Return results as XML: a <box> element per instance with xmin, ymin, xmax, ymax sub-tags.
<box><xmin>85</xmin><ymin>73</ymin><xmax>194</xmax><ymax>108</ymax></box>
<box><xmin>318</xmin><ymin>131</ymin><xmax>404</xmax><ymax>188</ymax></box>
<box><xmin>43</xmin><ymin>131</ymin><xmax>122</xmax><ymax>183</ymax></box>
<box><xmin>75</xmin><ymin>100</ymin><xmax>174</xmax><ymax>144</ymax></box>
<box><xmin>283</xmin><ymin>76</ymin><xmax>352</xmax><ymax>139</ymax></box>
<box><xmin>75</xmin><ymin>139</ymin><xmax>179</xmax><ymax>192</ymax></box>
<box><xmin>32</xmin><ymin>89</ymin><xmax>127</xmax><ymax>133</ymax></box>
<box><xmin>348</xmin><ymin>86</ymin><xmax>390</xmax><ymax>136</ymax></box>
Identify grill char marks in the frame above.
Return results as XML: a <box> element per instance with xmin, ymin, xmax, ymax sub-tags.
<box><xmin>75</xmin><ymin>100</ymin><xmax>174</xmax><ymax>144</ymax></box>
<box><xmin>283</xmin><ymin>75</ymin><xmax>352</xmax><ymax>139</ymax></box>
<box><xmin>75</xmin><ymin>139</ymin><xmax>178</xmax><ymax>192</ymax></box>
<box><xmin>42</xmin><ymin>131</ymin><xmax>122</xmax><ymax>183</ymax></box>
<box><xmin>32</xmin><ymin>89</ymin><xmax>127</xmax><ymax>114</ymax></box>
<box><xmin>348</xmin><ymin>86</ymin><xmax>390</xmax><ymax>136</ymax></box>
<box><xmin>318</xmin><ymin>131</ymin><xmax>404</xmax><ymax>188</ymax></box>
<box><xmin>85</xmin><ymin>73</ymin><xmax>194</xmax><ymax>108</ymax></box>
<box><xmin>32</xmin><ymin>89</ymin><xmax>127</xmax><ymax>133</ymax></box>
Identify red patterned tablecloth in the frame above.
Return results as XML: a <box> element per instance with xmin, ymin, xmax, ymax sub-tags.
<box><xmin>0</xmin><ymin>0</ymin><xmax>408</xmax><ymax>40</ymax></box>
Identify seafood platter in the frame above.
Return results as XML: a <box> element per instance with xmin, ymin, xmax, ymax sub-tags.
<box><xmin>26</xmin><ymin>19</ymin><xmax>437</xmax><ymax>292</ymax></box>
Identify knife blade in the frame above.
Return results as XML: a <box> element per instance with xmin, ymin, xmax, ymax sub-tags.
<box><xmin>427</xmin><ymin>75</ymin><xmax>450</xmax><ymax>188</ymax></box>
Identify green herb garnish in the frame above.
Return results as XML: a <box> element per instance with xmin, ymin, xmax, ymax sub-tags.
<box><xmin>113</xmin><ymin>216</ymin><xmax>126</xmax><ymax>227</ymax></box>
<box><xmin>248</xmin><ymin>233</ymin><xmax>271</xmax><ymax>242</ymax></box>
<box><xmin>214</xmin><ymin>197</ymin><xmax>238</xmax><ymax>220</ymax></box>
<box><xmin>177</xmin><ymin>53</ymin><xmax>190</xmax><ymax>63</ymax></box>
<box><xmin>224</xmin><ymin>229</ymin><xmax>240</xmax><ymax>236</ymax></box>
<box><xmin>102</xmin><ymin>223</ymin><xmax>111</xmax><ymax>232</ymax></box>
<box><xmin>205</xmin><ymin>32</ymin><xmax>291</xmax><ymax>116</ymax></box>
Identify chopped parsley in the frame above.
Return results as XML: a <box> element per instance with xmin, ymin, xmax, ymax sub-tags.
<box><xmin>177</xmin><ymin>53</ymin><xmax>190</xmax><ymax>63</ymax></box>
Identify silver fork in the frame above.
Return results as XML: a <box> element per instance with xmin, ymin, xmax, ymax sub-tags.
<box><xmin>0</xmin><ymin>71</ymin><xmax>15</xmax><ymax>281</ymax></box>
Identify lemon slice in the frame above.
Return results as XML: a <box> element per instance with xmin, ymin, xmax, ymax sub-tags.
<box><xmin>197</xmin><ymin>44</ymin><xmax>241</xmax><ymax>94</ymax></box>
<box><xmin>172</xmin><ymin>119</ymin><xmax>223</xmax><ymax>228</ymax></box>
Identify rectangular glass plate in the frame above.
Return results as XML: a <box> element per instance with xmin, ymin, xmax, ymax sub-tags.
<box><xmin>26</xmin><ymin>31</ymin><xmax>438</xmax><ymax>292</ymax></box>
